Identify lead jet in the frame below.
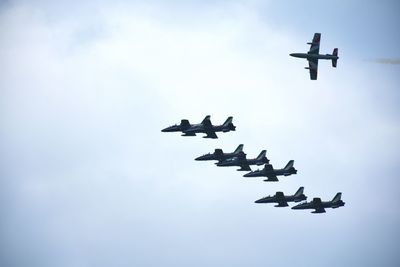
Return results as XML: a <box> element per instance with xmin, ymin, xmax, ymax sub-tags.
<box><xmin>182</xmin><ymin>116</ymin><xmax>236</xmax><ymax>139</ymax></box>
<box><xmin>290</xmin><ymin>33</ymin><xmax>339</xmax><ymax>80</ymax></box>
<box><xmin>255</xmin><ymin>187</ymin><xmax>307</xmax><ymax>207</ymax></box>
<box><xmin>292</xmin><ymin>193</ymin><xmax>345</xmax><ymax>213</ymax></box>
<box><xmin>243</xmin><ymin>160</ymin><xmax>297</xmax><ymax>181</ymax></box>
<box><xmin>195</xmin><ymin>144</ymin><xmax>244</xmax><ymax>162</ymax></box>
<box><xmin>216</xmin><ymin>150</ymin><xmax>269</xmax><ymax>171</ymax></box>
<box><xmin>162</xmin><ymin>115</ymin><xmax>235</xmax><ymax>138</ymax></box>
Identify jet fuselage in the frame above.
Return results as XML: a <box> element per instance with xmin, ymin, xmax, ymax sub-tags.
<box><xmin>243</xmin><ymin>166</ymin><xmax>297</xmax><ymax>178</ymax></box>
<box><xmin>255</xmin><ymin>194</ymin><xmax>306</xmax><ymax>206</ymax></box>
<box><xmin>290</xmin><ymin>53</ymin><xmax>338</xmax><ymax>60</ymax></box>
<box><xmin>216</xmin><ymin>156</ymin><xmax>268</xmax><ymax>167</ymax></box>
<box><xmin>292</xmin><ymin>199</ymin><xmax>345</xmax><ymax>213</ymax></box>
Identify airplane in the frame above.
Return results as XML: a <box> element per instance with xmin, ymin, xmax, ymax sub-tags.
<box><xmin>161</xmin><ymin>115</ymin><xmax>236</xmax><ymax>138</ymax></box>
<box><xmin>243</xmin><ymin>160</ymin><xmax>297</xmax><ymax>181</ymax></box>
<box><xmin>216</xmin><ymin>150</ymin><xmax>269</xmax><ymax>171</ymax></box>
<box><xmin>255</xmin><ymin>187</ymin><xmax>307</xmax><ymax>207</ymax></box>
<box><xmin>291</xmin><ymin>193</ymin><xmax>345</xmax><ymax>213</ymax></box>
<box><xmin>290</xmin><ymin>33</ymin><xmax>339</xmax><ymax>80</ymax></box>
<box><xmin>195</xmin><ymin>144</ymin><xmax>244</xmax><ymax>162</ymax></box>
<box><xmin>182</xmin><ymin>116</ymin><xmax>235</xmax><ymax>139</ymax></box>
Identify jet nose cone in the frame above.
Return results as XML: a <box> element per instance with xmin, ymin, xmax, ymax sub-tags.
<box><xmin>243</xmin><ymin>172</ymin><xmax>254</xmax><ymax>177</ymax></box>
<box><xmin>254</xmin><ymin>199</ymin><xmax>262</xmax><ymax>203</ymax></box>
<box><xmin>161</xmin><ymin>126</ymin><xmax>172</xmax><ymax>132</ymax></box>
<box><xmin>195</xmin><ymin>155</ymin><xmax>205</xmax><ymax>161</ymax></box>
<box><xmin>289</xmin><ymin>53</ymin><xmax>294</xmax><ymax>57</ymax></box>
<box><xmin>195</xmin><ymin>154</ymin><xmax>212</xmax><ymax>161</ymax></box>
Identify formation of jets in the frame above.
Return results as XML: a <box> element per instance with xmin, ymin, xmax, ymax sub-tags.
<box><xmin>161</xmin><ymin>33</ymin><xmax>345</xmax><ymax>214</ymax></box>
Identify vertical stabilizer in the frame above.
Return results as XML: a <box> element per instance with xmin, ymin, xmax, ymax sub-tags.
<box><xmin>332</xmin><ymin>192</ymin><xmax>342</xmax><ymax>202</ymax></box>
<box><xmin>284</xmin><ymin>160</ymin><xmax>294</xmax><ymax>170</ymax></box>
<box><xmin>222</xmin><ymin>116</ymin><xmax>233</xmax><ymax>127</ymax></box>
<box><xmin>256</xmin><ymin>150</ymin><xmax>267</xmax><ymax>160</ymax></box>
<box><xmin>201</xmin><ymin>115</ymin><xmax>211</xmax><ymax>124</ymax></box>
<box><xmin>294</xmin><ymin>187</ymin><xmax>304</xmax><ymax>197</ymax></box>
<box><xmin>234</xmin><ymin>144</ymin><xmax>244</xmax><ymax>153</ymax></box>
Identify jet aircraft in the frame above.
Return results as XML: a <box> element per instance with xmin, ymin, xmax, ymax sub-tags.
<box><xmin>162</xmin><ymin>115</ymin><xmax>236</xmax><ymax>138</ymax></box>
<box><xmin>195</xmin><ymin>144</ymin><xmax>244</xmax><ymax>162</ymax></box>
<box><xmin>292</xmin><ymin>193</ymin><xmax>345</xmax><ymax>213</ymax></box>
<box><xmin>290</xmin><ymin>33</ymin><xmax>339</xmax><ymax>80</ymax></box>
<box><xmin>216</xmin><ymin>150</ymin><xmax>269</xmax><ymax>171</ymax></box>
<box><xmin>243</xmin><ymin>160</ymin><xmax>297</xmax><ymax>181</ymax></box>
<box><xmin>255</xmin><ymin>187</ymin><xmax>307</xmax><ymax>207</ymax></box>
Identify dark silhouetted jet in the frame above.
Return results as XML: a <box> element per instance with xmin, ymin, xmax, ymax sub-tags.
<box><xmin>243</xmin><ymin>160</ymin><xmax>297</xmax><ymax>181</ymax></box>
<box><xmin>292</xmin><ymin>193</ymin><xmax>345</xmax><ymax>213</ymax></box>
<box><xmin>195</xmin><ymin>144</ymin><xmax>244</xmax><ymax>162</ymax></box>
<box><xmin>290</xmin><ymin>33</ymin><xmax>338</xmax><ymax>80</ymax></box>
<box><xmin>255</xmin><ymin>187</ymin><xmax>307</xmax><ymax>207</ymax></box>
<box><xmin>161</xmin><ymin>115</ymin><xmax>235</xmax><ymax>139</ymax></box>
<box><xmin>216</xmin><ymin>150</ymin><xmax>269</xmax><ymax>171</ymax></box>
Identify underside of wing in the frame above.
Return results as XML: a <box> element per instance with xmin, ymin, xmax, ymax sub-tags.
<box><xmin>313</xmin><ymin>207</ymin><xmax>326</xmax><ymax>213</ymax></box>
<box><xmin>308</xmin><ymin>33</ymin><xmax>321</xmax><ymax>54</ymax></box>
<box><xmin>264</xmin><ymin>174</ymin><xmax>278</xmax><ymax>182</ymax></box>
<box><xmin>308</xmin><ymin>59</ymin><xmax>318</xmax><ymax>80</ymax></box>
<box><xmin>276</xmin><ymin>200</ymin><xmax>289</xmax><ymax>207</ymax></box>
<box><xmin>239</xmin><ymin>163</ymin><xmax>251</xmax><ymax>171</ymax></box>
<box><xmin>204</xmin><ymin>131</ymin><xmax>218</xmax><ymax>139</ymax></box>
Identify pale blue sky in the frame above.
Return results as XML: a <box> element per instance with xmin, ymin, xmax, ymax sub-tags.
<box><xmin>1</xmin><ymin>1</ymin><xmax>399</xmax><ymax>267</ymax></box>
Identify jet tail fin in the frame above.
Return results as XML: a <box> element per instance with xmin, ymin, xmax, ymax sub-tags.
<box><xmin>222</xmin><ymin>116</ymin><xmax>233</xmax><ymax>127</ymax></box>
<box><xmin>234</xmin><ymin>144</ymin><xmax>244</xmax><ymax>153</ymax></box>
<box><xmin>332</xmin><ymin>48</ymin><xmax>338</xmax><ymax>67</ymax></box>
<box><xmin>294</xmin><ymin>187</ymin><xmax>304</xmax><ymax>197</ymax></box>
<box><xmin>284</xmin><ymin>160</ymin><xmax>294</xmax><ymax>170</ymax></box>
<box><xmin>201</xmin><ymin>115</ymin><xmax>211</xmax><ymax>124</ymax></box>
<box><xmin>256</xmin><ymin>150</ymin><xmax>267</xmax><ymax>160</ymax></box>
<box><xmin>332</xmin><ymin>192</ymin><xmax>342</xmax><ymax>203</ymax></box>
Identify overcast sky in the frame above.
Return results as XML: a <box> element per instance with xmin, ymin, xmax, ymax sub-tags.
<box><xmin>1</xmin><ymin>1</ymin><xmax>400</xmax><ymax>267</ymax></box>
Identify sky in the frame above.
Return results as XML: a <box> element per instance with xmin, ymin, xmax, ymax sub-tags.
<box><xmin>1</xmin><ymin>1</ymin><xmax>400</xmax><ymax>266</ymax></box>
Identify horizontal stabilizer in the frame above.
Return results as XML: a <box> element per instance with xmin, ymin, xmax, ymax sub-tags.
<box><xmin>332</xmin><ymin>48</ymin><xmax>338</xmax><ymax>67</ymax></box>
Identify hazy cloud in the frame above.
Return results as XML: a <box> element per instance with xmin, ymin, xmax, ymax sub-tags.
<box><xmin>373</xmin><ymin>58</ymin><xmax>400</xmax><ymax>65</ymax></box>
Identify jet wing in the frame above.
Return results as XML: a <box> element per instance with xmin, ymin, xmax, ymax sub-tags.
<box><xmin>308</xmin><ymin>58</ymin><xmax>318</xmax><ymax>80</ymax></box>
<box><xmin>204</xmin><ymin>131</ymin><xmax>218</xmax><ymax>139</ymax></box>
<box><xmin>277</xmin><ymin>200</ymin><xmax>289</xmax><ymax>207</ymax></box>
<box><xmin>263</xmin><ymin>173</ymin><xmax>278</xmax><ymax>182</ymax></box>
<box><xmin>311</xmin><ymin>198</ymin><xmax>325</xmax><ymax>213</ymax></box>
<box><xmin>239</xmin><ymin>163</ymin><xmax>251</xmax><ymax>171</ymax></box>
<box><xmin>313</xmin><ymin>207</ymin><xmax>326</xmax><ymax>213</ymax></box>
<box><xmin>308</xmin><ymin>33</ymin><xmax>321</xmax><ymax>54</ymax></box>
